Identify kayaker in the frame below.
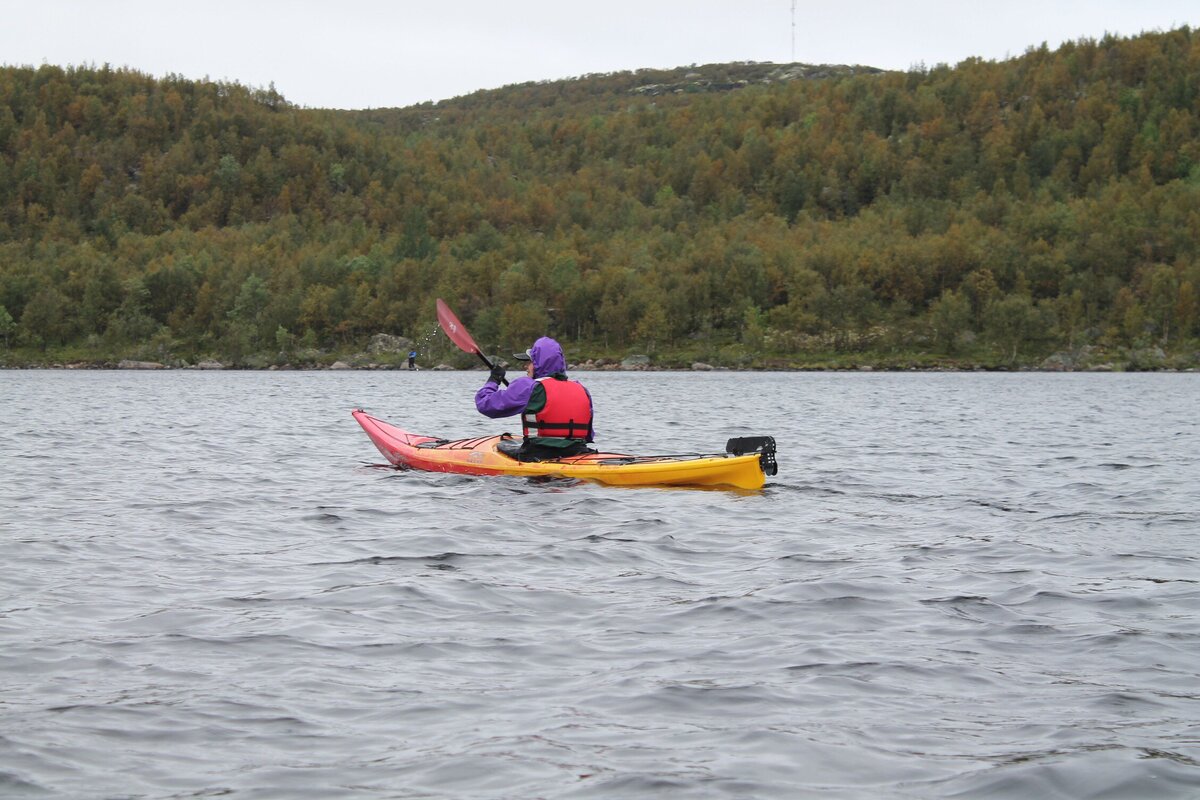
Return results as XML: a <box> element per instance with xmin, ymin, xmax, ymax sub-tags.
<box><xmin>475</xmin><ymin>336</ymin><xmax>595</xmax><ymax>461</ymax></box>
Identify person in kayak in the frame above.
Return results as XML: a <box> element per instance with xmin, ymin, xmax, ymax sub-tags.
<box><xmin>475</xmin><ymin>336</ymin><xmax>595</xmax><ymax>462</ymax></box>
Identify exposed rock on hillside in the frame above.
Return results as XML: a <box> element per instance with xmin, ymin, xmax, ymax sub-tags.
<box><xmin>631</xmin><ymin>63</ymin><xmax>882</xmax><ymax>96</ymax></box>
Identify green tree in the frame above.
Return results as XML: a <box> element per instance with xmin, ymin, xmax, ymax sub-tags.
<box><xmin>1053</xmin><ymin>289</ymin><xmax>1086</xmax><ymax>348</ymax></box>
<box><xmin>1176</xmin><ymin>281</ymin><xmax>1197</xmax><ymax>339</ymax></box>
<box><xmin>300</xmin><ymin>285</ymin><xmax>337</xmax><ymax>338</ymax></box>
<box><xmin>985</xmin><ymin>295</ymin><xmax>1042</xmax><ymax>363</ymax></box>
<box><xmin>144</xmin><ymin>259</ymin><xmax>199</xmax><ymax>325</ymax></box>
<box><xmin>634</xmin><ymin>300</ymin><xmax>668</xmax><ymax>353</ymax></box>
<box><xmin>107</xmin><ymin>279</ymin><xmax>158</xmax><ymax>345</ymax></box>
<box><xmin>77</xmin><ymin>263</ymin><xmax>122</xmax><ymax>337</ymax></box>
<box><xmin>19</xmin><ymin>288</ymin><xmax>71</xmax><ymax>349</ymax></box>
<box><xmin>499</xmin><ymin>300</ymin><xmax>549</xmax><ymax>350</ymax></box>
<box><xmin>0</xmin><ymin>304</ymin><xmax>14</xmax><ymax>348</ymax></box>
<box><xmin>962</xmin><ymin>268</ymin><xmax>999</xmax><ymax>324</ymax></box>
<box><xmin>1111</xmin><ymin>287</ymin><xmax>1146</xmax><ymax>345</ymax></box>
<box><xmin>1142</xmin><ymin>264</ymin><xmax>1178</xmax><ymax>344</ymax></box>
<box><xmin>928</xmin><ymin>289</ymin><xmax>971</xmax><ymax>353</ymax></box>
<box><xmin>216</xmin><ymin>154</ymin><xmax>241</xmax><ymax>193</ymax></box>
<box><xmin>739</xmin><ymin>305</ymin><xmax>766</xmax><ymax>351</ymax></box>
<box><xmin>228</xmin><ymin>274</ymin><xmax>270</xmax><ymax>345</ymax></box>
<box><xmin>813</xmin><ymin>282</ymin><xmax>876</xmax><ymax>350</ymax></box>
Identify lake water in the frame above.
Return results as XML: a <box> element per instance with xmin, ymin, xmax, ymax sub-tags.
<box><xmin>1</xmin><ymin>370</ymin><xmax>1198</xmax><ymax>799</ymax></box>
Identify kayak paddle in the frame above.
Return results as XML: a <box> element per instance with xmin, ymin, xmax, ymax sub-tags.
<box><xmin>435</xmin><ymin>298</ymin><xmax>508</xmax><ymax>386</ymax></box>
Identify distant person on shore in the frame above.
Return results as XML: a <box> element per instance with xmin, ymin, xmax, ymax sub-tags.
<box><xmin>475</xmin><ymin>337</ymin><xmax>594</xmax><ymax>461</ymax></box>
<box><xmin>408</xmin><ymin>350</ymin><xmax>417</xmax><ymax>370</ymax></box>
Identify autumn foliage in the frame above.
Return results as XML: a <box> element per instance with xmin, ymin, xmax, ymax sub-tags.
<box><xmin>1</xmin><ymin>28</ymin><xmax>1198</xmax><ymax>367</ymax></box>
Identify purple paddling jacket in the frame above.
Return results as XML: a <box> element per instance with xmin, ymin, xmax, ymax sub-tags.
<box><xmin>474</xmin><ymin>337</ymin><xmax>595</xmax><ymax>442</ymax></box>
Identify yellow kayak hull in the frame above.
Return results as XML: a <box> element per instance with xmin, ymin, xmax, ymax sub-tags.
<box><xmin>352</xmin><ymin>410</ymin><xmax>772</xmax><ymax>490</ymax></box>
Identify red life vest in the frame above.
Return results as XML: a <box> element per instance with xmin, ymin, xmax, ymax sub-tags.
<box><xmin>522</xmin><ymin>378</ymin><xmax>592</xmax><ymax>440</ymax></box>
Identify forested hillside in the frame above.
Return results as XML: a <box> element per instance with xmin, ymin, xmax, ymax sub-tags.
<box><xmin>1</xmin><ymin>28</ymin><xmax>1198</xmax><ymax>369</ymax></box>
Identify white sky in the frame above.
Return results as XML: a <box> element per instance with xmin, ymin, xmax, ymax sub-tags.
<box><xmin>2</xmin><ymin>1</ymin><xmax>1196</xmax><ymax>109</ymax></box>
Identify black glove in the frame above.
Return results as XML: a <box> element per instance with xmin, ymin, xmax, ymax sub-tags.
<box><xmin>488</xmin><ymin>364</ymin><xmax>506</xmax><ymax>384</ymax></box>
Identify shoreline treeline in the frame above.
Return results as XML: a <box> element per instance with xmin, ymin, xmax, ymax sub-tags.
<box><xmin>0</xmin><ymin>28</ymin><xmax>1197</xmax><ymax>369</ymax></box>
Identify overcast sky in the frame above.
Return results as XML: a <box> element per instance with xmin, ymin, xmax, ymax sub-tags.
<box><xmin>2</xmin><ymin>1</ymin><xmax>1196</xmax><ymax>109</ymax></box>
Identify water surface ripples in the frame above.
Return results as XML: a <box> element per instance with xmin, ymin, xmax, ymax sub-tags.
<box><xmin>2</xmin><ymin>371</ymin><xmax>1198</xmax><ymax>798</ymax></box>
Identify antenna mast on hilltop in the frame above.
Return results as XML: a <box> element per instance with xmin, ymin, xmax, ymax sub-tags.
<box><xmin>790</xmin><ymin>0</ymin><xmax>796</xmax><ymax>62</ymax></box>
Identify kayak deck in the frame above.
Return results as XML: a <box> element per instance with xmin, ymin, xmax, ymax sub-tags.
<box><xmin>352</xmin><ymin>410</ymin><xmax>775</xmax><ymax>490</ymax></box>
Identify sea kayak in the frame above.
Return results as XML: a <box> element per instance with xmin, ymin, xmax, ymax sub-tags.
<box><xmin>352</xmin><ymin>410</ymin><xmax>777</xmax><ymax>490</ymax></box>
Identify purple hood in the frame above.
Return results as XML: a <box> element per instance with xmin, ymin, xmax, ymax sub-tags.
<box><xmin>527</xmin><ymin>337</ymin><xmax>566</xmax><ymax>378</ymax></box>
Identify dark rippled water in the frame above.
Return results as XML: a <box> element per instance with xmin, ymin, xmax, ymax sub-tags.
<box><xmin>2</xmin><ymin>370</ymin><xmax>1198</xmax><ymax>799</ymax></box>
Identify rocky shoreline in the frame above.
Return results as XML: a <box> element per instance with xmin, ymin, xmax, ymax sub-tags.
<box><xmin>3</xmin><ymin>336</ymin><xmax>1197</xmax><ymax>372</ymax></box>
<box><xmin>5</xmin><ymin>357</ymin><xmax>1197</xmax><ymax>373</ymax></box>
